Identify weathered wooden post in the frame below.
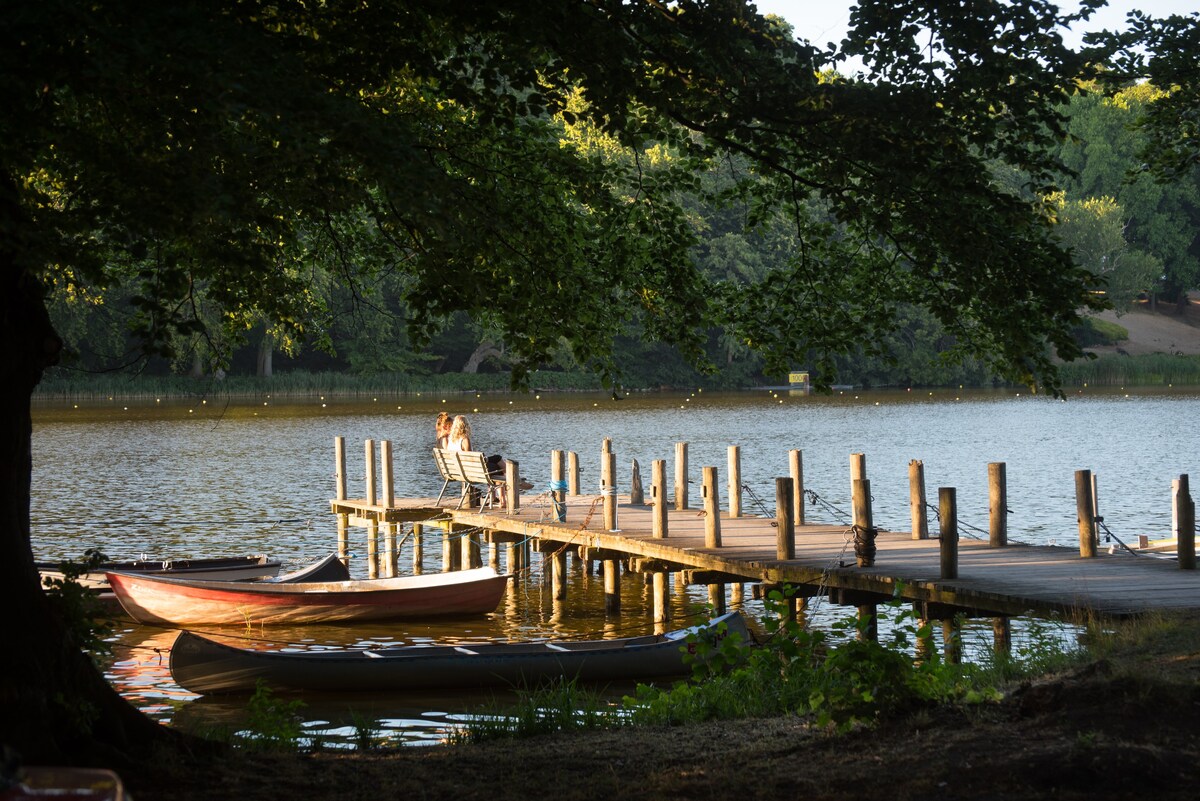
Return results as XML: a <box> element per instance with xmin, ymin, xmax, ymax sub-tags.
<box><xmin>939</xmin><ymin>487</ymin><xmax>958</xmax><ymax>579</ymax></box>
<box><xmin>602</xmin><ymin>449</ymin><xmax>618</xmax><ymax>532</ymax></box>
<box><xmin>776</xmin><ymin>477</ymin><xmax>797</xmax><ymax>619</ymax></box>
<box><xmin>1178</xmin><ymin>474</ymin><xmax>1196</xmax><ymax>570</ymax></box>
<box><xmin>674</xmin><ymin>441</ymin><xmax>689</xmax><ymax>510</ymax></box>
<box><xmin>604</xmin><ymin>558</ymin><xmax>620</xmax><ymax>616</ymax></box>
<box><xmin>942</xmin><ymin>618</ymin><xmax>962</xmax><ymax>664</ymax></box>
<box><xmin>443</xmin><ymin>524</ymin><xmax>461</xmax><ymax>572</ymax></box>
<box><xmin>988</xmin><ymin>462</ymin><xmax>1007</xmax><ymax>547</ymax></box>
<box><xmin>552</xmin><ymin>545</ymin><xmax>567</xmax><ymax>601</ymax></box>
<box><xmin>334</xmin><ymin>437</ymin><xmax>349</xmax><ymax>564</ymax></box>
<box><xmin>992</xmin><ymin>617</ymin><xmax>1012</xmax><ymax>655</ymax></box>
<box><xmin>505</xmin><ymin>459</ymin><xmax>520</xmax><ymax>512</ymax></box>
<box><xmin>653</xmin><ymin>572</ymin><xmax>669</xmax><ymax>625</ymax></box>
<box><xmin>851</xmin><ymin>478</ymin><xmax>876</xmax><ymax>567</ymax></box>
<box><xmin>461</xmin><ymin>526</ymin><xmax>481</xmax><ymax>570</ymax></box>
<box><xmin>551</xmin><ymin>449</ymin><xmax>566</xmax><ymax>522</ymax></box>
<box><xmin>381</xmin><ymin>440</ymin><xmax>396</xmax><ymax>577</ymax></box>
<box><xmin>850</xmin><ymin>452</ymin><xmax>866</xmax><ymax>525</ymax></box>
<box><xmin>1075</xmin><ymin>469</ymin><xmax>1097</xmax><ymax>558</ymax></box>
<box><xmin>412</xmin><ymin>523</ymin><xmax>424</xmax><ymax>575</ymax></box>
<box><xmin>909</xmin><ymin>459</ymin><xmax>929</xmax><ymax>540</ymax></box>
<box><xmin>365</xmin><ymin>439</ymin><xmax>378</xmax><ymax>578</ymax></box>
<box><xmin>652</xmin><ymin>459</ymin><xmax>668</xmax><ymax>539</ymax></box>
<box><xmin>568</xmin><ymin>451</ymin><xmax>580</xmax><ymax>495</ymax></box>
<box><xmin>702</xmin><ymin>466</ymin><xmax>723</xmax><ymax>612</ymax></box>
<box><xmin>728</xmin><ymin>445</ymin><xmax>742</xmax><ymax>518</ymax></box>
<box><xmin>630</xmin><ymin>459</ymin><xmax>644</xmax><ymax>505</ymax></box>
<box><xmin>602</xmin><ymin>437</ymin><xmax>612</xmax><ymax>453</ymax></box>
<box><xmin>789</xmin><ymin>449</ymin><xmax>805</xmax><ymax>526</ymax></box>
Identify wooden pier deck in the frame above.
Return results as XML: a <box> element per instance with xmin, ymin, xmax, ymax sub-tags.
<box><xmin>332</xmin><ymin>491</ymin><xmax>1200</xmax><ymax>620</ymax></box>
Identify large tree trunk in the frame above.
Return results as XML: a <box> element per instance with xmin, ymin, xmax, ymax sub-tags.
<box><xmin>256</xmin><ymin>331</ymin><xmax>274</xmax><ymax>378</ymax></box>
<box><xmin>0</xmin><ymin>181</ymin><xmax>191</xmax><ymax>766</ymax></box>
<box><xmin>462</xmin><ymin>341</ymin><xmax>502</xmax><ymax>373</ymax></box>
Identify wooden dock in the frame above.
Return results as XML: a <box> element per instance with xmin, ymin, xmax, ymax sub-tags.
<box><xmin>330</xmin><ymin>438</ymin><xmax>1200</xmax><ymax>625</ymax></box>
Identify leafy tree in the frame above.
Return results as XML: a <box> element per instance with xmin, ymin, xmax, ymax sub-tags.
<box><xmin>1052</xmin><ymin>193</ymin><xmax>1163</xmax><ymax>311</ymax></box>
<box><xmin>2</xmin><ymin>0</ymin><xmax>1125</xmax><ymax>765</ymax></box>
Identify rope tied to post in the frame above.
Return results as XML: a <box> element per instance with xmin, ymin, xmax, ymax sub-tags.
<box><xmin>852</xmin><ymin>524</ymin><xmax>877</xmax><ymax>567</ymax></box>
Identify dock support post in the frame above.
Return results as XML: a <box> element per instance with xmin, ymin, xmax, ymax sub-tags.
<box><xmin>630</xmin><ymin>459</ymin><xmax>644</xmax><ymax>505</ymax></box>
<box><xmin>857</xmin><ymin>605</ymin><xmax>878</xmax><ymax>642</ymax></box>
<box><xmin>1178</xmin><ymin>474</ymin><xmax>1196</xmax><ymax>570</ymax></box>
<box><xmin>942</xmin><ymin>618</ymin><xmax>962</xmax><ymax>664</ymax></box>
<box><xmin>939</xmin><ymin>487</ymin><xmax>958</xmax><ymax>579</ymax></box>
<box><xmin>652</xmin><ymin>460</ymin><xmax>668</xmax><ymax>538</ymax></box>
<box><xmin>602</xmin><ymin>450</ymin><xmax>618</xmax><ymax>531</ymax></box>
<box><xmin>487</xmin><ymin>532</ymin><xmax>499</xmax><ymax>571</ymax></box>
<box><xmin>776</xmin><ymin>477</ymin><xmax>797</xmax><ymax>619</ymax></box>
<box><xmin>850</xmin><ymin>453</ymin><xmax>866</xmax><ymax>525</ymax></box>
<box><xmin>1076</xmin><ymin>469</ymin><xmax>1097</xmax><ymax>558</ymax></box>
<box><xmin>909</xmin><ymin>459</ymin><xmax>929</xmax><ymax>540</ymax></box>
<box><xmin>789</xmin><ymin>449</ymin><xmax>805</xmax><ymax>526</ymax></box>
<box><xmin>552</xmin><ymin>546</ymin><xmax>567</xmax><ymax>601</ymax></box>
<box><xmin>674</xmin><ymin>442</ymin><xmax>689</xmax><ymax>510</ymax></box>
<box><xmin>992</xmin><ymin>617</ymin><xmax>1012</xmax><ymax>654</ymax></box>
<box><xmin>367</xmin><ymin>518</ymin><xmax>379</xmax><ymax>579</ymax></box>
<box><xmin>334</xmin><ymin>436</ymin><xmax>349</xmax><ymax>566</ymax></box>
<box><xmin>851</xmin><ymin>478</ymin><xmax>876</xmax><ymax>567</ymax></box>
<box><xmin>505</xmin><ymin>540</ymin><xmax>517</xmax><ymax>574</ymax></box>
<box><xmin>730</xmin><ymin>582</ymin><xmax>744</xmax><ymax>606</ymax></box>
<box><xmin>336</xmin><ymin>513</ymin><xmax>349</xmax><ymax>567</ymax></box>
<box><xmin>728</xmin><ymin>446</ymin><xmax>742</xmax><ymax>518</ymax></box>
<box><xmin>443</xmin><ymin>525</ymin><xmax>460</xmax><ymax>572</ymax></box>
<box><xmin>653</xmin><ymin>572</ymin><xmax>670</xmax><ymax>625</ymax></box>
<box><xmin>551</xmin><ymin>450</ymin><xmax>566</xmax><ymax>522</ymax></box>
<box><xmin>364</xmin><ymin>439</ymin><xmax>376</xmax><ymax>506</ymax></box>
<box><xmin>568</xmin><ymin>451</ymin><xmax>580</xmax><ymax>495</ymax></box>
<box><xmin>914</xmin><ymin>606</ymin><xmax>936</xmax><ymax>662</ymax></box>
<box><xmin>604</xmin><ymin>558</ymin><xmax>620</xmax><ymax>616</ymax></box>
<box><xmin>461</xmin><ymin>528</ymin><xmax>481</xmax><ymax>570</ymax></box>
<box><xmin>412</xmin><ymin>523</ymin><xmax>424</xmax><ymax>575</ymax></box>
<box><xmin>989</xmin><ymin>462</ymin><xmax>1007</xmax><ymax>547</ymax></box>
<box><xmin>381</xmin><ymin>441</ymin><xmax>396</xmax><ymax>577</ymax></box>
<box><xmin>703</xmin><ymin>466</ymin><xmax>721</xmax><ymax>548</ymax></box>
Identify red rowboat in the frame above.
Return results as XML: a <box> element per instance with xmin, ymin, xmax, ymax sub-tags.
<box><xmin>105</xmin><ymin>566</ymin><xmax>510</xmax><ymax>625</ymax></box>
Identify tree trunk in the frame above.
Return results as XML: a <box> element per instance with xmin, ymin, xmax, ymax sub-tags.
<box><xmin>256</xmin><ymin>331</ymin><xmax>274</xmax><ymax>378</ymax></box>
<box><xmin>1</xmin><ymin>180</ymin><xmax>192</xmax><ymax>766</ymax></box>
<box><xmin>461</xmin><ymin>340</ymin><xmax>502</xmax><ymax>373</ymax></box>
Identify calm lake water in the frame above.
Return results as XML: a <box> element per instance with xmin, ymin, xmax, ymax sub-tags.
<box><xmin>30</xmin><ymin>386</ymin><xmax>1200</xmax><ymax>745</ymax></box>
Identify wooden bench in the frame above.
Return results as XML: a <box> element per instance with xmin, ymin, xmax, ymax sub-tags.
<box><xmin>433</xmin><ymin>448</ymin><xmax>503</xmax><ymax>509</ymax></box>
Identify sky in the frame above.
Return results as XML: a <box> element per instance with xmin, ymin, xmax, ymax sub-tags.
<box><xmin>753</xmin><ymin>0</ymin><xmax>1197</xmax><ymax>69</ymax></box>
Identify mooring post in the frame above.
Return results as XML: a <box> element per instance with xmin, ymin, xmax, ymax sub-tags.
<box><xmin>989</xmin><ymin>461</ymin><xmax>1007</xmax><ymax>547</ymax></box>
<box><xmin>789</xmin><ymin>449</ymin><xmax>805</xmax><ymax>526</ymax></box>
<box><xmin>851</xmin><ymin>478</ymin><xmax>876</xmax><ymax>567</ymax></box>
<box><xmin>505</xmin><ymin>459</ymin><xmax>520</xmax><ymax>512</ymax></box>
<box><xmin>1075</xmin><ymin>469</ymin><xmax>1097</xmax><ymax>558</ymax></box>
<box><xmin>850</xmin><ymin>452</ymin><xmax>866</xmax><ymax>525</ymax></box>
<box><xmin>551</xmin><ymin>449</ymin><xmax>566</xmax><ymax>522</ymax></box>
<box><xmin>553</xmin><ymin>545</ymin><xmax>567</xmax><ymax>601</ymax></box>
<box><xmin>728</xmin><ymin>445</ymin><xmax>742</xmax><ymax>518</ymax></box>
<box><xmin>703</xmin><ymin>466</ymin><xmax>721</xmax><ymax>548</ymax></box>
<box><xmin>674</xmin><ymin>441</ymin><xmax>689</xmax><ymax>510</ymax></box>
<box><xmin>568</xmin><ymin>451</ymin><xmax>580</xmax><ymax>495</ymax></box>
<box><xmin>942</xmin><ymin>618</ymin><xmax>962</xmax><ymax>664</ymax></box>
<box><xmin>602</xmin><ymin>449</ymin><xmax>618</xmax><ymax>531</ymax></box>
<box><xmin>652</xmin><ymin>459</ymin><xmax>668</xmax><ymax>539</ymax></box>
<box><xmin>364</xmin><ymin>439</ymin><xmax>376</xmax><ymax>506</ymax></box>
<box><xmin>443</xmin><ymin>524</ymin><xmax>460</xmax><ymax>572</ymax></box>
<box><xmin>776</xmin><ymin>477</ymin><xmax>797</xmax><ymax>619</ymax></box>
<box><xmin>381</xmin><ymin>440</ymin><xmax>396</xmax><ymax>577</ymax></box>
<box><xmin>993</xmin><ymin>617</ymin><xmax>1012</xmax><ymax>654</ymax></box>
<box><xmin>653</xmin><ymin>572</ymin><xmax>669</xmax><ymax>624</ymax></box>
<box><xmin>365</xmin><ymin>439</ymin><xmax>378</xmax><ymax>578</ymax></box>
<box><xmin>939</xmin><ymin>487</ymin><xmax>958</xmax><ymax>579</ymax></box>
<box><xmin>504</xmin><ymin>540</ymin><xmax>517</xmax><ymax>574</ymax></box>
<box><xmin>366</xmin><ymin>518</ymin><xmax>379</xmax><ymax>580</ymax></box>
<box><xmin>487</xmin><ymin>532</ymin><xmax>499</xmax><ymax>571</ymax></box>
<box><xmin>630</xmin><ymin>458</ymin><xmax>644</xmax><ymax>505</ymax></box>
<box><xmin>334</xmin><ymin>436</ymin><xmax>347</xmax><ymax>500</ymax></box>
<box><xmin>1178</xmin><ymin>474</ymin><xmax>1196</xmax><ymax>570</ymax></box>
<box><xmin>461</xmin><ymin>527</ymin><xmax>481</xmax><ymax>570</ymax></box>
<box><xmin>909</xmin><ymin>459</ymin><xmax>929</xmax><ymax>540</ymax></box>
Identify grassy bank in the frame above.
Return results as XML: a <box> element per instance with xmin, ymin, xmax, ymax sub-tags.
<box><xmin>1059</xmin><ymin>353</ymin><xmax>1200</xmax><ymax>387</ymax></box>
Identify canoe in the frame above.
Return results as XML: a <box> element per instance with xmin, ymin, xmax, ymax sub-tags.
<box><xmin>169</xmin><ymin>611</ymin><xmax>751</xmax><ymax>694</ymax></box>
<box><xmin>38</xmin><ymin>554</ymin><xmax>281</xmax><ymax>592</ymax></box>
<box><xmin>106</xmin><ymin>566</ymin><xmax>510</xmax><ymax>625</ymax></box>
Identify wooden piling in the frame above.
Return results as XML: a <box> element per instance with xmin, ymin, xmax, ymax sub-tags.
<box><xmin>630</xmin><ymin>459</ymin><xmax>644</xmax><ymax>505</ymax></box>
<box><xmin>652</xmin><ymin>459</ymin><xmax>668</xmax><ymax>539</ymax></box>
<box><xmin>727</xmin><ymin>446</ymin><xmax>742</xmax><ymax>518</ymax></box>
<box><xmin>850</xmin><ymin>452</ymin><xmax>866</xmax><ymax>525</ymax></box>
<box><xmin>364</xmin><ymin>439</ymin><xmax>376</xmax><ymax>507</ymax></box>
<box><xmin>1076</xmin><ymin>469</ymin><xmax>1097</xmax><ymax>558</ymax></box>
<box><xmin>992</xmin><ymin>617</ymin><xmax>1012</xmax><ymax>654</ymax></box>
<box><xmin>1178</xmin><ymin>474</ymin><xmax>1196</xmax><ymax>570</ymax></box>
<box><xmin>939</xmin><ymin>487</ymin><xmax>958</xmax><ymax>579</ymax></box>
<box><xmin>412</xmin><ymin>523</ymin><xmax>424</xmax><ymax>575</ymax></box>
<box><xmin>367</xmin><ymin>518</ymin><xmax>379</xmax><ymax>579</ymax></box>
<box><xmin>775</xmin><ymin>477</ymin><xmax>795</xmax><ymax>561</ymax></box>
<box><xmin>553</xmin><ymin>546</ymin><xmax>567</xmax><ymax>601</ymax></box>
<box><xmin>653</xmin><ymin>572</ymin><xmax>669</xmax><ymax>623</ymax></box>
<box><xmin>602</xmin><ymin>450</ymin><xmax>618</xmax><ymax>532</ymax></box>
<box><xmin>988</xmin><ymin>462</ymin><xmax>1007</xmax><ymax>547</ymax></box>
<box><xmin>851</xmin><ymin>478</ymin><xmax>875</xmax><ymax>567</ymax></box>
<box><xmin>909</xmin><ymin>459</ymin><xmax>929</xmax><ymax>540</ymax></box>
<box><xmin>703</xmin><ymin>466</ymin><xmax>721</xmax><ymax>548</ymax></box>
<box><xmin>942</xmin><ymin>618</ymin><xmax>962</xmax><ymax>664</ymax></box>
<box><xmin>336</xmin><ymin>512</ymin><xmax>349</xmax><ymax>565</ymax></box>
<box><xmin>568</xmin><ymin>451</ymin><xmax>580</xmax><ymax>495</ymax></box>
<box><xmin>674</xmin><ymin>441</ymin><xmax>689</xmax><ymax>510</ymax></box>
<box><xmin>857</xmin><ymin>605</ymin><xmax>878</xmax><ymax>642</ymax></box>
<box><xmin>505</xmin><ymin>459</ymin><xmax>520</xmax><ymax>511</ymax></box>
<box><xmin>789</xmin><ymin>449</ymin><xmax>805</xmax><ymax>526</ymax></box>
<box><xmin>603</xmin><ymin>558</ymin><xmax>620</xmax><ymax>616</ymax></box>
<box><xmin>334</xmin><ymin>436</ymin><xmax>347</xmax><ymax>501</ymax></box>
<box><xmin>551</xmin><ymin>449</ymin><xmax>566</xmax><ymax>522</ymax></box>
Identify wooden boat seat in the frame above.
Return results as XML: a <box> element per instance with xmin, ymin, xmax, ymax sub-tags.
<box><xmin>432</xmin><ymin>448</ymin><xmax>504</xmax><ymax>510</ymax></box>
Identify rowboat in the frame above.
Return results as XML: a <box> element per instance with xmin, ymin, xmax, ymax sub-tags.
<box><xmin>169</xmin><ymin>612</ymin><xmax>751</xmax><ymax>694</ymax></box>
<box><xmin>106</xmin><ymin>566</ymin><xmax>510</xmax><ymax>625</ymax></box>
<box><xmin>38</xmin><ymin>554</ymin><xmax>282</xmax><ymax>592</ymax></box>
<box><xmin>269</xmin><ymin>552</ymin><xmax>351</xmax><ymax>583</ymax></box>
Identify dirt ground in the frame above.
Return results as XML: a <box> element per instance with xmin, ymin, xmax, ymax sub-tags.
<box><xmin>1089</xmin><ymin>298</ymin><xmax>1200</xmax><ymax>356</ymax></box>
<box><xmin>137</xmin><ymin>616</ymin><xmax>1200</xmax><ymax>801</ymax></box>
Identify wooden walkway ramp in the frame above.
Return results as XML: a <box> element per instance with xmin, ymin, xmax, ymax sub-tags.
<box><xmin>436</xmin><ymin>493</ymin><xmax>1200</xmax><ymax>620</ymax></box>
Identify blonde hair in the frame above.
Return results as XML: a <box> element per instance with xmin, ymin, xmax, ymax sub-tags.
<box><xmin>449</xmin><ymin>415</ymin><xmax>471</xmax><ymax>443</ymax></box>
<box><xmin>436</xmin><ymin>411</ymin><xmax>451</xmax><ymax>433</ymax></box>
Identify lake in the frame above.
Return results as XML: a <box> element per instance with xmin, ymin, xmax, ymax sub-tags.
<box><xmin>30</xmin><ymin>386</ymin><xmax>1200</xmax><ymax>744</ymax></box>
